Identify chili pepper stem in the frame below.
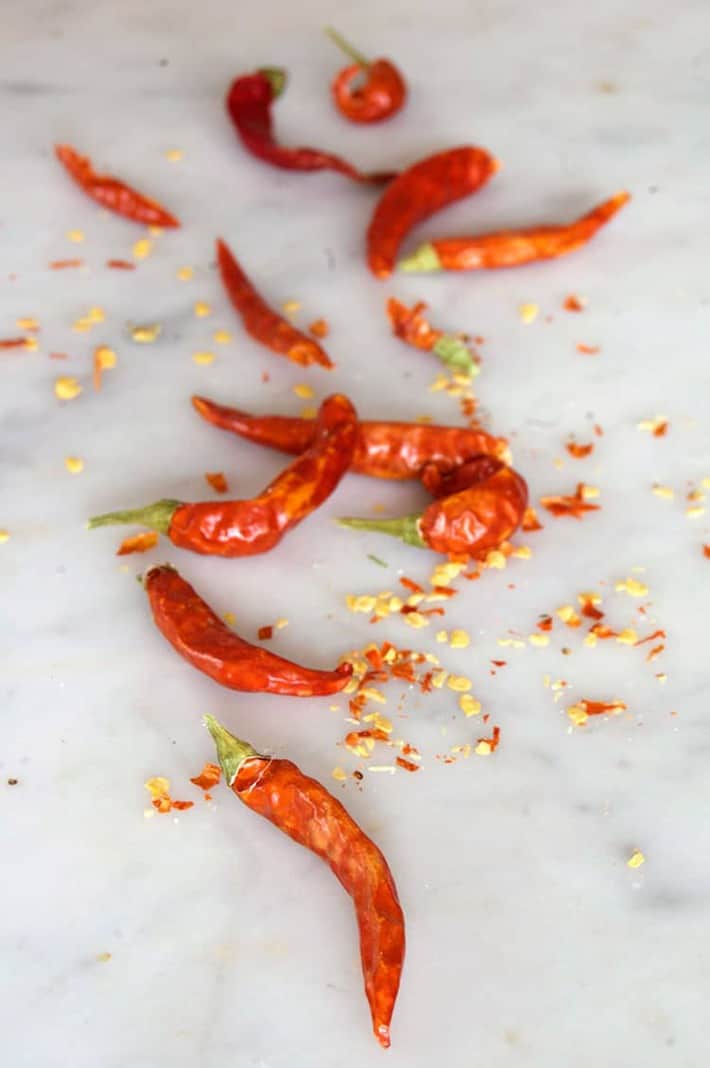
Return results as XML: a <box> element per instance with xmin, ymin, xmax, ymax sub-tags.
<box><xmin>324</xmin><ymin>26</ymin><xmax>370</xmax><ymax>68</ymax></box>
<box><xmin>87</xmin><ymin>498</ymin><xmax>180</xmax><ymax>534</ymax></box>
<box><xmin>258</xmin><ymin>67</ymin><xmax>287</xmax><ymax>98</ymax></box>
<box><xmin>397</xmin><ymin>243</ymin><xmax>442</xmax><ymax>273</ymax></box>
<box><xmin>337</xmin><ymin>513</ymin><xmax>425</xmax><ymax>548</ymax></box>
<box><xmin>204</xmin><ymin>715</ymin><xmax>258</xmax><ymax>785</ymax></box>
<box><xmin>432</xmin><ymin>335</ymin><xmax>478</xmax><ymax>376</ymax></box>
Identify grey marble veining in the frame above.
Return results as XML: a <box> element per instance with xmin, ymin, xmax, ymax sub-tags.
<box><xmin>2</xmin><ymin>1</ymin><xmax>709</xmax><ymax>1066</ymax></box>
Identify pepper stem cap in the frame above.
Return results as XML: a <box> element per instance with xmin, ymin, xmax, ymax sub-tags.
<box><xmin>337</xmin><ymin>513</ymin><xmax>425</xmax><ymax>548</ymax></box>
<box><xmin>397</xmin><ymin>243</ymin><xmax>442</xmax><ymax>273</ymax></box>
<box><xmin>203</xmin><ymin>715</ymin><xmax>258</xmax><ymax>786</ymax></box>
<box><xmin>259</xmin><ymin>67</ymin><xmax>287</xmax><ymax>98</ymax></box>
<box><xmin>87</xmin><ymin>498</ymin><xmax>181</xmax><ymax>534</ymax></box>
<box><xmin>433</xmin><ymin>334</ymin><xmax>478</xmax><ymax>377</ymax></box>
<box><xmin>324</xmin><ymin>26</ymin><xmax>370</xmax><ymax>68</ymax></box>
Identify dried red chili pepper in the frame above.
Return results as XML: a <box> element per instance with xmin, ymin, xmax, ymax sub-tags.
<box><xmin>399</xmin><ymin>191</ymin><xmax>630</xmax><ymax>272</ymax></box>
<box><xmin>205</xmin><ymin>715</ymin><xmax>404</xmax><ymax>1046</ymax></box>
<box><xmin>338</xmin><ymin>455</ymin><xmax>529</xmax><ymax>558</ymax></box>
<box><xmin>146</xmin><ymin>567</ymin><xmax>351</xmax><ymax>696</ymax></box>
<box><xmin>326</xmin><ymin>27</ymin><xmax>406</xmax><ymax>124</ymax></box>
<box><xmin>55</xmin><ymin>144</ymin><xmax>179</xmax><ymax>228</ymax></box>
<box><xmin>191</xmin><ymin>394</ymin><xmax>509</xmax><ymax>478</ymax></box>
<box><xmin>216</xmin><ymin>238</ymin><xmax>332</xmax><ymax>368</ymax></box>
<box><xmin>387</xmin><ymin>298</ymin><xmax>476</xmax><ymax>376</ymax></box>
<box><xmin>367</xmin><ymin>146</ymin><xmax>499</xmax><ymax>278</ymax></box>
<box><xmin>226</xmin><ymin>69</ymin><xmax>395</xmax><ymax>184</ymax></box>
<box><xmin>88</xmin><ymin>394</ymin><xmax>357</xmax><ymax>557</ymax></box>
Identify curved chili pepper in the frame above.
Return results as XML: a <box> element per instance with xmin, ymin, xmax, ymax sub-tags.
<box><xmin>366</xmin><ymin>146</ymin><xmax>499</xmax><ymax>278</ymax></box>
<box><xmin>338</xmin><ymin>455</ymin><xmax>528</xmax><ymax>558</ymax></box>
<box><xmin>144</xmin><ymin>567</ymin><xmax>351</xmax><ymax>696</ymax></box>
<box><xmin>216</xmin><ymin>238</ymin><xmax>331</xmax><ymax>368</ymax></box>
<box><xmin>326</xmin><ymin>27</ymin><xmax>406</xmax><ymax>124</ymax></box>
<box><xmin>191</xmin><ymin>394</ymin><xmax>509</xmax><ymax>479</ymax></box>
<box><xmin>387</xmin><ymin>298</ymin><xmax>477</xmax><ymax>376</ymax></box>
<box><xmin>88</xmin><ymin>394</ymin><xmax>357</xmax><ymax>557</ymax></box>
<box><xmin>399</xmin><ymin>191</ymin><xmax>631</xmax><ymax>272</ymax></box>
<box><xmin>55</xmin><ymin>144</ymin><xmax>179</xmax><ymax>228</ymax></box>
<box><xmin>226</xmin><ymin>69</ymin><xmax>395</xmax><ymax>185</ymax></box>
<box><xmin>205</xmin><ymin>715</ymin><xmax>404</xmax><ymax>1046</ymax></box>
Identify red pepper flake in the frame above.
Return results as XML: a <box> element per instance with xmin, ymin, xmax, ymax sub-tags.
<box><xmin>540</xmin><ymin>485</ymin><xmax>600</xmax><ymax>519</ymax></box>
<box><xmin>522</xmin><ymin>507</ymin><xmax>543</xmax><ymax>532</ymax></box>
<box><xmin>576</xmin><ymin>343</ymin><xmax>600</xmax><ymax>355</ymax></box>
<box><xmin>704</xmin><ymin>545</ymin><xmax>710</xmax><ymax>559</ymax></box>
<box><xmin>646</xmin><ymin>644</ymin><xmax>665</xmax><ymax>662</ymax></box>
<box><xmin>204</xmin><ymin>471</ymin><xmax>229</xmax><ymax>494</ymax></box>
<box><xmin>144</xmin><ymin>776</ymin><xmax>194</xmax><ymax>814</ymax></box>
<box><xmin>537</xmin><ymin>614</ymin><xmax>554</xmax><ymax>632</ymax></box>
<box><xmin>491</xmin><ymin>659</ymin><xmax>507</xmax><ymax>667</ymax></box>
<box><xmin>653</xmin><ymin>420</ymin><xmax>669</xmax><ymax>438</ymax></box>
<box><xmin>565</xmin><ymin>441</ymin><xmax>594</xmax><ymax>459</ymax></box>
<box><xmin>589</xmin><ymin>622</ymin><xmax>617</xmax><ymax>640</ymax></box>
<box><xmin>399</xmin><ymin>576</ymin><xmax>424</xmax><ymax>594</ymax></box>
<box><xmin>49</xmin><ymin>258</ymin><xmax>85</xmax><ymax>270</ymax></box>
<box><xmin>396</xmin><ymin>756</ymin><xmax>420</xmax><ymax>773</ymax></box>
<box><xmin>116</xmin><ymin>531</ymin><xmax>159</xmax><ymax>556</ymax></box>
<box><xmin>258</xmin><ymin>625</ymin><xmax>274</xmax><ymax>641</ymax></box>
<box><xmin>593</xmin><ymin>424</ymin><xmax>604</xmax><ymax>437</ymax></box>
<box><xmin>401</xmin><ymin>743</ymin><xmax>419</xmax><ymax>758</ymax></box>
<box><xmin>0</xmin><ymin>337</ymin><xmax>31</xmax><ymax>350</ymax></box>
<box><xmin>365</xmin><ymin>647</ymin><xmax>384</xmax><ymax>670</ymax></box>
<box><xmin>581</xmin><ymin>699</ymin><xmax>627</xmax><ymax>716</ymax></box>
<box><xmin>476</xmin><ymin>725</ymin><xmax>501</xmax><ymax>754</ymax></box>
<box><xmin>634</xmin><ymin>629</ymin><xmax>666</xmax><ymax>647</ymax></box>
<box><xmin>563</xmin><ymin>294</ymin><xmax>586</xmax><ymax>312</ymax></box>
<box><xmin>578</xmin><ymin>594</ymin><xmax>604</xmax><ymax>620</ymax></box>
<box><xmin>106</xmin><ymin>259</ymin><xmax>136</xmax><ymax>270</ymax></box>
<box><xmin>308</xmin><ymin>318</ymin><xmax>329</xmax><ymax>339</ymax></box>
<box><xmin>49</xmin><ymin>352</ymin><xmax>69</xmax><ymax>360</ymax></box>
<box><xmin>189</xmin><ymin>762</ymin><xmax>222</xmax><ymax>791</ymax></box>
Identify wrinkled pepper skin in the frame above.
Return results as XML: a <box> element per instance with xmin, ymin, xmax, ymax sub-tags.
<box><xmin>191</xmin><ymin>395</ymin><xmax>508</xmax><ymax>479</ymax></box>
<box><xmin>226</xmin><ymin>69</ymin><xmax>395</xmax><ymax>184</ymax></box>
<box><xmin>366</xmin><ymin>146</ymin><xmax>499</xmax><ymax>278</ymax></box>
<box><xmin>206</xmin><ymin>717</ymin><xmax>405</xmax><ymax>1047</ymax></box>
<box><xmin>216</xmin><ymin>238</ymin><xmax>332</xmax><ymax>368</ymax></box>
<box><xmin>55</xmin><ymin>144</ymin><xmax>179</xmax><ymax>228</ymax></box>
<box><xmin>326</xmin><ymin>28</ymin><xmax>406</xmax><ymax>124</ymax></box>
<box><xmin>146</xmin><ymin>567</ymin><xmax>352</xmax><ymax>696</ymax></box>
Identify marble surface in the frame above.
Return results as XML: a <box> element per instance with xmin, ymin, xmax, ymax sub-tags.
<box><xmin>2</xmin><ymin>0</ymin><xmax>709</xmax><ymax>1065</ymax></box>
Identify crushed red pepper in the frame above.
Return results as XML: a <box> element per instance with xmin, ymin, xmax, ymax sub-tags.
<box><xmin>204</xmin><ymin>471</ymin><xmax>229</xmax><ymax>494</ymax></box>
<box><xmin>49</xmin><ymin>259</ymin><xmax>85</xmax><ymax>270</ymax></box>
<box><xmin>576</xmin><ymin>343</ymin><xmax>600</xmax><ymax>355</ymax></box>
<box><xmin>565</xmin><ymin>441</ymin><xmax>594</xmax><ymax>459</ymax></box>
<box><xmin>106</xmin><ymin>259</ymin><xmax>136</xmax><ymax>270</ymax></box>
<box><xmin>258</xmin><ymin>625</ymin><xmax>274</xmax><ymax>641</ymax></box>
<box><xmin>540</xmin><ymin>484</ymin><xmax>600</xmax><ymax>519</ymax></box>
<box><xmin>190</xmin><ymin>762</ymin><xmax>222</xmax><ymax>791</ymax></box>
<box><xmin>116</xmin><ymin>531</ymin><xmax>159</xmax><ymax>556</ymax></box>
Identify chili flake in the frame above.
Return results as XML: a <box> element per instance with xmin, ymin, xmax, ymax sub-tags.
<box><xmin>205</xmin><ymin>471</ymin><xmax>229</xmax><ymax>494</ymax></box>
<box><xmin>563</xmin><ymin>294</ymin><xmax>586</xmax><ymax>312</ymax></box>
<box><xmin>576</xmin><ymin>343</ymin><xmax>600</xmax><ymax>355</ymax></box>
<box><xmin>93</xmin><ymin>345</ymin><xmax>117</xmax><ymax>391</ymax></box>
<box><xmin>449</xmin><ymin>629</ymin><xmax>470</xmax><ymax>649</ymax></box>
<box><xmin>55</xmin><ymin>376</ymin><xmax>82</xmax><ymax>400</ymax></box>
<box><xmin>144</xmin><ymin>776</ymin><xmax>193</xmax><ymax>814</ymax></box>
<box><xmin>637</xmin><ymin>416</ymin><xmax>668</xmax><ymax>436</ymax></box>
<box><xmin>131</xmin><ymin>324</ymin><xmax>161</xmax><ymax>343</ymax></box>
<box><xmin>566</xmin><ymin>441</ymin><xmax>594</xmax><ymax>459</ymax></box>
<box><xmin>332</xmin><ymin>766</ymin><xmax>347</xmax><ymax>782</ymax></box>
<box><xmin>459</xmin><ymin>694</ymin><xmax>481</xmax><ymax>717</ymax></box>
<box><xmin>475</xmin><ymin>726</ymin><xmax>501</xmax><ymax>755</ymax></box>
<box><xmin>521</xmin><ymin>507</ymin><xmax>543</xmax><ymax>531</ymax></box>
<box><xmin>627</xmin><ymin>849</ymin><xmax>645</xmax><ymax>869</ymax></box>
<box><xmin>258</xmin><ymin>625</ymin><xmax>274</xmax><ymax>641</ymax></box>
<box><xmin>189</xmin><ymin>762</ymin><xmax>221</xmax><ymax>791</ymax></box>
<box><xmin>540</xmin><ymin>484</ymin><xmax>600</xmax><ymax>518</ymax></box>
<box><xmin>106</xmin><ymin>259</ymin><xmax>135</xmax><ymax>270</ymax></box>
<box><xmin>309</xmin><ymin>318</ymin><xmax>329</xmax><ymax>338</ymax></box>
<box><xmin>686</xmin><ymin>505</ymin><xmax>705</xmax><ymax>519</ymax></box>
<box><xmin>703</xmin><ymin>545</ymin><xmax>710</xmax><ymax>559</ymax></box>
<box><xmin>117</xmin><ymin>531</ymin><xmax>159</xmax><ymax>556</ymax></box>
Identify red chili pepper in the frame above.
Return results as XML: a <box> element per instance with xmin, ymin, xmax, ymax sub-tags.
<box><xmin>216</xmin><ymin>238</ymin><xmax>332</xmax><ymax>368</ymax></box>
<box><xmin>205</xmin><ymin>715</ymin><xmax>404</xmax><ymax>1045</ymax></box>
<box><xmin>338</xmin><ymin>455</ymin><xmax>529</xmax><ymax>558</ymax></box>
<box><xmin>326</xmin><ymin>27</ymin><xmax>406</xmax><ymax>124</ymax></box>
<box><xmin>54</xmin><ymin>144</ymin><xmax>179</xmax><ymax>228</ymax></box>
<box><xmin>226</xmin><ymin>69</ymin><xmax>395</xmax><ymax>184</ymax></box>
<box><xmin>88</xmin><ymin>394</ymin><xmax>357</xmax><ymax>556</ymax></box>
<box><xmin>387</xmin><ymin>298</ymin><xmax>476</xmax><ymax>376</ymax></box>
<box><xmin>146</xmin><ymin>567</ymin><xmax>352</xmax><ymax>696</ymax></box>
<box><xmin>399</xmin><ymin>191</ymin><xmax>631</xmax><ymax>272</ymax></box>
<box><xmin>366</xmin><ymin>146</ymin><xmax>499</xmax><ymax>278</ymax></box>
<box><xmin>191</xmin><ymin>394</ymin><xmax>509</xmax><ymax>478</ymax></box>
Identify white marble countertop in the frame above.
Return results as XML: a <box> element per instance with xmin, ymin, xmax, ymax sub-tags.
<box><xmin>2</xmin><ymin>1</ymin><xmax>709</xmax><ymax>1065</ymax></box>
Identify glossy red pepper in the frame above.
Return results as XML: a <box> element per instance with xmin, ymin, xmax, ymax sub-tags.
<box><xmin>88</xmin><ymin>394</ymin><xmax>357</xmax><ymax>556</ymax></box>
<box><xmin>216</xmin><ymin>238</ymin><xmax>332</xmax><ymax>368</ymax></box>
<box><xmin>55</xmin><ymin>144</ymin><xmax>179</xmax><ymax>228</ymax></box>
<box><xmin>366</xmin><ymin>146</ymin><xmax>499</xmax><ymax>278</ymax></box>
<box><xmin>387</xmin><ymin>298</ymin><xmax>476</xmax><ymax>376</ymax></box>
<box><xmin>399</xmin><ymin>191</ymin><xmax>631</xmax><ymax>272</ymax></box>
<box><xmin>338</xmin><ymin>454</ymin><xmax>529</xmax><ymax>558</ymax></box>
<box><xmin>205</xmin><ymin>715</ymin><xmax>404</xmax><ymax>1046</ymax></box>
<box><xmin>326</xmin><ymin>27</ymin><xmax>406</xmax><ymax>123</ymax></box>
<box><xmin>226</xmin><ymin>69</ymin><xmax>395</xmax><ymax>184</ymax></box>
<box><xmin>191</xmin><ymin>394</ymin><xmax>509</xmax><ymax>479</ymax></box>
<box><xmin>146</xmin><ymin>567</ymin><xmax>351</xmax><ymax>696</ymax></box>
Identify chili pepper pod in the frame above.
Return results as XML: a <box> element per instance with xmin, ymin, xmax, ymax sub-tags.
<box><xmin>205</xmin><ymin>715</ymin><xmax>405</xmax><ymax>1046</ymax></box>
<box><xmin>325</xmin><ymin>27</ymin><xmax>406</xmax><ymax>123</ymax></box>
<box><xmin>387</xmin><ymin>298</ymin><xmax>478</xmax><ymax>377</ymax></box>
<box><xmin>88</xmin><ymin>393</ymin><xmax>357</xmax><ymax>557</ymax></box>
<box><xmin>398</xmin><ymin>191</ymin><xmax>631</xmax><ymax>272</ymax></box>
<box><xmin>144</xmin><ymin>566</ymin><xmax>351</xmax><ymax>695</ymax></box>
<box><xmin>55</xmin><ymin>144</ymin><xmax>180</xmax><ymax>228</ymax></box>
<box><xmin>226</xmin><ymin>68</ymin><xmax>396</xmax><ymax>184</ymax></box>
<box><xmin>192</xmin><ymin>394</ymin><xmax>510</xmax><ymax>478</ymax></box>
<box><xmin>216</xmin><ymin>238</ymin><xmax>332</xmax><ymax>368</ymax></box>
<box><xmin>367</xmin><ymin>146</ymin><xmax>499</xmax><ymax>279</ymax></box>
<box><xmin>338</xmin><ymin>455</ymin><xmax>529</xmax><ymax>558</ymax></box>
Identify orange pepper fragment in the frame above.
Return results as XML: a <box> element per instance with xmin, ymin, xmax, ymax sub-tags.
<box><xmin>116</xmin><ymin>530</ymin><xmax>159</xmax><ymax>556</ymax></box>
<box><xmin>565</xmin><ymin>441</ymin><xmax>594</xmax><ymax>459</ymax></box>
<box><xmin>577</xmin><ymin>343</ymin><xmax>600</xmax><ymax>355</ymax></box>
<box><xmin>564</xmin><ymin>294</ymin><xmax>585</xmax><ymax>312</ymax></box>
<box><xmin>309</xmin><ymin>318</ymin><xmax>330</xmax><ymax>338</ymax></box>
<box><xmin>396</xmin><ymin>756</ymin><xmax>420</xmax><ymax>773</ymax></box>
<box><xmin>49</xmin><ymin>258</ymin><xmax>85</xmax><ymax>269</ymax></box>
<box><xmin>540</xmin><ymin>484</ymin><xmax>600</xmax><ymax>519</ymax></box>
<box><xmin>704</xmin><ymin>545</ymin><xmax>710</xmax><ymax>559</ymax></box>
<box><xmin>522</xmin><ymin>507</ymin><xmax>543</xmax><ymax>531</ymax></box>
<box><xmin>204</xmin><ymin>471</ymin><xmax>229</xmax><ymax>494</ymax></box>
<box><xmin>189</xmin><ymin>762</ymin><xmax>222</xmax><ymax>791</ymax></box>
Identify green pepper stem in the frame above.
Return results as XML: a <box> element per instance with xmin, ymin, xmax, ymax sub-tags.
<box><xmin>204</xmin><ymin>715</ymin><xmax>258</xmax><ymax>786</ymax></box>
<box><xmin>397</xmin><ymin>243</ymin><xmax>442</xmax><ymax>273</ymax></box>
<box><xmin>87</xmin><ymin>498</ymin><xmax>181</xmax><ymax>534</ymax></box>
<box><xmin>324</xmin><ymin>26</ymin><xmax>370</xmax><ymax>68</ymax></box>
<box><xmin>337</xmin><ymin>513</ymin><xmax>425</xmax><ymax>548</ymax></box>
<box><xmin>432</xmin><ymin>334</ymin><xmax>478</xmax><ymax>378</ymax></box>
<box><xmin>259</xmin><ymin>67</ymin><xmax>287</xmax><ymax>98</ymax></box>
